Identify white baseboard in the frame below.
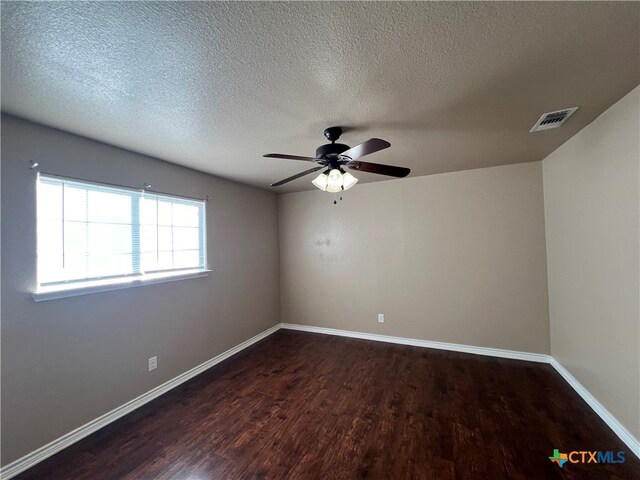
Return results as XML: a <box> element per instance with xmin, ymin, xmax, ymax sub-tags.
<box><xmin>0</xmin><ymin>324</ymin><xmax>281</xmax><ymax>480</ymax></box>
<box><xmin>279</xmin><ymin>323</ymin><xmax>552</xmax><ymax>363</ymax></box>
<box><xmin>3</xmin><ymin>322</ymin><xmax>638</xmax><ymax>478</ymax></box>
<box><xmin>549</xmin><ymin>358</ymin><xmax>640</xmax><ymax>459</ymax></box>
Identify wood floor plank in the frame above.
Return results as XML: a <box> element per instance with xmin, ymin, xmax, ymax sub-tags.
<box><xmin>12</xmin><ymin>330</ymin><xmax>640</xmax><ymax>479</ymax></box>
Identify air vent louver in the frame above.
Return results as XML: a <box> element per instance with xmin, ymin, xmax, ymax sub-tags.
<box><xmin>530</xmin><ymin>107</ymin><xmax>579</xmax><ymax>132</ymax></box>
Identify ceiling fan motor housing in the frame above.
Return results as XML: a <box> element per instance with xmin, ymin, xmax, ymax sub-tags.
<box><xmin>316</xmin><ymin>143</ymin><xmax>350</xmax><ymax>160</ymax></box>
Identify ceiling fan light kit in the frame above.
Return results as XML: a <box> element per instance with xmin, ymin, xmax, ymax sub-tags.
<box><xmin>312</xmin><ymin>169</ymin><xmax>358</xmax><ymax>193</ymax></box>
<box><xmin>265</xmin><ymin>127</ymin><xmax>410</xmax><ymax>195</ymax></box>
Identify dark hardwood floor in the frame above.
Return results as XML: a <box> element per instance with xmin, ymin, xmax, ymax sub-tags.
<box><xmin>14</xmin><ymin>330</ymin><xmax>639</xmax><ymax>479</ymax></box>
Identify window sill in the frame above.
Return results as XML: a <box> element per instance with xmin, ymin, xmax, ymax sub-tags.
<box><xmin>32</xmin><ymin>269</ymin><xmax>211</xmax><ymax>302</ymax></box>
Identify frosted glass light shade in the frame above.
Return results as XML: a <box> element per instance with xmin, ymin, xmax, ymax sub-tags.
<box><xmin>327</xmin><ymin>169</ymin><xmax>343</xmax><ymax>187</ymax></box>
<box><xmin>326</xmin><ymin>169</ymin><xmax>343</xmax><ymax>193</ymax></box>
<box><xmin>312</xmin><ymin>173</ymin><xmax>328</xmax><ymax>191</ymax></box>
<box><xmin>342</xmin><ymin>172</ymin><xmax>358</xmax><ymax>190</ymax></box>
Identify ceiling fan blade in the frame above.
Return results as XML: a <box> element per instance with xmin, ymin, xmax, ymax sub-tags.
<box><xmin>264</xmin><ymin>153</ymin><xmax>319</xmax><ymax>162</ymax></box>
<box><xmin>270</xmin><ymin>166</ymin><xmax>324</xmax><ymax>187</ymax></box>
<box><xmin>340</xmin><ymin>138</ymin><xmax>390</xmax><ymax>161</ymax></box>
<box><xmin>347</xmin><ymin>161</ymin><xmax>410</xmax><ymax>178</ymax></box>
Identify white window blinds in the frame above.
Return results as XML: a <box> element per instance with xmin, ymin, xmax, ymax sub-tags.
<box><xmin>37</xmin><ymin>174</ymin><xmax>207</xmax><ymax>287</ymax></box>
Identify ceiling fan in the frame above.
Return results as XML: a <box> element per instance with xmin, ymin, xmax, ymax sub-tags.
<box><xmin>265</xmin><ymin>127</ymin><xmax>410</xmax><ymax>192</ymax></box>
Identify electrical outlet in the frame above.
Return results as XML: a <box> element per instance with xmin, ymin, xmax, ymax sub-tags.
<box><xmin>148</xmin><ymin>356</ymin><xmax>157</xmax><ymax>371</ymax></box>
<box><xmin>378</xmin><ymin>313</ymin><xmax>384</xmax><ymax>323</ymax></box>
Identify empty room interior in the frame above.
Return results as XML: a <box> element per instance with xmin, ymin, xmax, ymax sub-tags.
<box><xmin>1</xmin><ymin>2</ymin><xmax>639</xmax><ymax>479</ymax></box>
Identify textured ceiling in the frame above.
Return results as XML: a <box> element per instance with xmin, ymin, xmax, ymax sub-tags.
<box><xmin>2</xmin><ymin>2</ymin><xmax>639</xmax><ymax>193</ymax></box>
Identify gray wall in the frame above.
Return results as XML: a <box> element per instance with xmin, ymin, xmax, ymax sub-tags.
<box><xmin>543</xmin><ymin>86</ymin><xmax>640</xmax><ymax>439</ymax></box>
<box><xmin>279</xmin><ymin>162</ymin><xmax>550</xmax><ymax>354</ymax></box>
<box><xmin>0</xmin><ymin>115</ymin><xmax>280</xmax><ymax>465</ymax></box>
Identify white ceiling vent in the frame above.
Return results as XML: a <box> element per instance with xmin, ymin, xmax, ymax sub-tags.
<box><xmin>530</xmin><ymin>107</ymin><xmax>579</xmax><ymax>132</ymax></box>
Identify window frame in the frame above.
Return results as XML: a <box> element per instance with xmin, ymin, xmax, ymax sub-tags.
<box><xmin>33</xmin><ymin>174</ymin><xmax>210</xmax><ymax>302</ymax></box>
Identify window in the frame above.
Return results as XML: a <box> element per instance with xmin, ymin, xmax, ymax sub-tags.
<box><xmin>35</xmin><ymin>174</ymin><xmax>207</xmax><ymax>299</ymax></box>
